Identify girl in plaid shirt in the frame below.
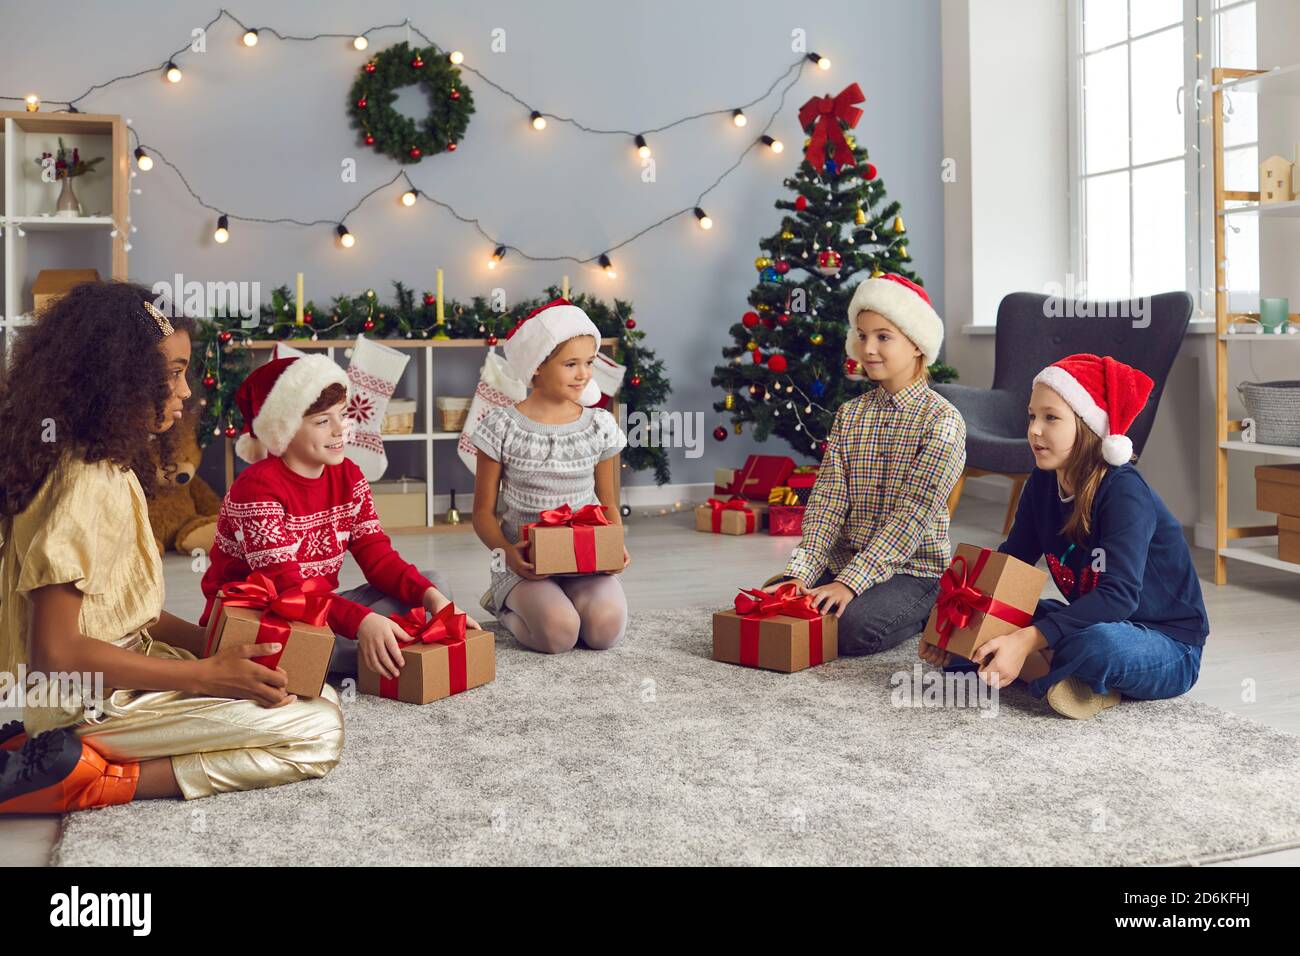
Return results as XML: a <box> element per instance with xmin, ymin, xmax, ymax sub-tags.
<box><xmin>769</xmin><ymin>274</ymin><xmax>965</xmax><ymax>655</ymax></box>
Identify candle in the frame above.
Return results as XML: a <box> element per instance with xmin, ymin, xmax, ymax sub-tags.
<box><xmin>436</xmin><ymin>268</ymin><xmax>444</xmax><ymax>324</ymax></box>
<box><xmin>562</xmin><ymin>274</ymin><xmax>569</xmax><ymax>299</ymax></box>
<box><xmin>295</xmin><ymin>272</ymin><xmax>304</xmax><ymax>326</ymax></box>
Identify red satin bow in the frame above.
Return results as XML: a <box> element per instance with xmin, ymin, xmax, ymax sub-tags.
<box><xmin>505</xmin><ymin>297</ymin><xmax>573</xmax><ymax>341</ymax></box>
<box><xmin>381</xmin><ymin>604</ymin><xmax>470</xmax><ymax>700</ymax></box>
<box><xmin>705</xmin><ymin>496</ymin><xmax>754</xmax><ymax>533</ymax></box>
<box><xmin>732</xmin><ymin>582</ymin><xmax>825</xmax><ymax>667</ymax></box>
<box><xmin>204</xmin><ymin>572</ymin><xmax>334</xmax><ymax>667</ymax></box>
<box><xmin>798</xmin><ymin>82</ymin><xmax>865</xmax><ymax>171</ymax></box>
<box><xmin>934</xmin><ymin>549</ymin><xmax>1033</xmax><ymax>648</ymax></box>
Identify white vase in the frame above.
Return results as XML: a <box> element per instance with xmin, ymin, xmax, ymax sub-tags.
<box><xmin>55</xmin><ymin>177</ymin><xmax>81</xmax><ymax>217</ymax></box>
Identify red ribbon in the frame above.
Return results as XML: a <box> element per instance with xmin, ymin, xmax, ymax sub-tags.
<box><xmin>732</xmin><ymin>582</ymin><xmax>824</xmax><ymax>667</ymax></box>
<box><xmin>203</xmin><ymin>572</ymin><xmax>334</xmax><ymax>669</ymax></box>
<box><xmin>798</xmin><ymin>83</ymin><xmax>865</xmax><ymax>171</ymax></box>
<box><xmin>933</xmin><ymin>549</ymin><xmax>1034</xmax><ymax>649</ymax></box>
<box><xmin>379</xmin><ymin>604</ymin><xmax>470</xmax><ymax>700</ymax></box>
<box><xmin>705</xmin><ymin>496</ymin><xmax>754</xmax><ymax>533</ymax></box>
<box><xmin>521</xmin><ymin>503</ymin><xmax>612</xmax><ymax>573</ymax></box>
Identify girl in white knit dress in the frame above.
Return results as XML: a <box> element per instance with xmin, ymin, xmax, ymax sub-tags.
<box><xmin>470</xmin><ymin>300</ymin><xmax>630</xmax><ymax>654</ymax></box>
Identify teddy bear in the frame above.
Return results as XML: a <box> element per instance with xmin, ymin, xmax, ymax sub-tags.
<box><xmin>148</xmin><ymin>405</ymin><xmax>223</xmax><ymax>555</ymax></box>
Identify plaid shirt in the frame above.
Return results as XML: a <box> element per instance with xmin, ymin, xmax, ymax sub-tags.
<box><xmin>782</xmin><ymin>378</ymin><xmax>966</xmax><ymax>593</ymax></box>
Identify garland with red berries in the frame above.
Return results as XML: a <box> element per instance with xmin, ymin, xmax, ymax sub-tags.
<box><xmin>348</xmin><ymin>42</ymin><xmax>474</xmax><ymax>163</ymax></box>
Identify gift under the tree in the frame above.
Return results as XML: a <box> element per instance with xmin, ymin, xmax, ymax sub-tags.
<box><xmin>713</xmin><ymin>454</ymin><xmax>795</xmax><ymax>501</ymax></box>
<box><xmin>920</xmin><ymin>543</ymin><xmax>1047</xmax><ymax>664</ymax></box>
<box><xmin>202</xmin><ymin>573</ymin><xmax>335</xmax><ymax>698</ymax></box>
<box><xmin>713</xmin><ymin>582</ymin><xmax>838</xmax><ymax>673</ymax></box>
<box><xmin>525</xmin><ymin>504</ymin><xmax>624</xmax><ymax>574</ymax></box>
<box><xmin>357</xmin><ymin>605</ymin><xmax>495</xmax><ymax>704</ymax></box>
<box><xmin>787</xmin><ymin>468</ymin><xmax>818</xmax><ymax>504</ymax></box>
<box><xmin>768</xmin><ymin>504</ymin><xmax>806</xmax><ymax>536</ymax></box>
<box><xmin>695</xmin><ymin>496</ymin><xmax>758</xmax><ymax>534</ymax></box>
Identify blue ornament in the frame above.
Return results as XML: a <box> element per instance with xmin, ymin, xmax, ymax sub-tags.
<box><xmin>760</xmin><ymin>267</ymin><xmax>780</xmax><ymax>283</ymax></box>
<box><xmin>810</xmin><ymin>380</ymin><xmax>826</xmax><ymax>398</ymax></box>
<box><xmin>825</xmin><ymin>159</ymin><xmax>838</xmax><ymax>175</ymax></box>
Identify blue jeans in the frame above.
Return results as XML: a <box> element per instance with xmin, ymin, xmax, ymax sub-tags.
<box><xmin>1026</xmin><ymin>599</ymin><xmax>1203</xmax><ymax>701</ymax></box>
<box><xmin>809</xmin><ymin>569</ymin><xmax>940</xmax><ymax>656</ymax></box>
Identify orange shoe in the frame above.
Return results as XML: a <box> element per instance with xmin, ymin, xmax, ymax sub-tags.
<box><xmin>0</xmin><ymin>729</ymin><xmax>139</xmax><ymax>814</ymax></box>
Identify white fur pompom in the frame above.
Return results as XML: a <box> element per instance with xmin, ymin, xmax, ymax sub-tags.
<box><xmin>235</xmin><ymin>432</ymin><xmax>267</xmax><ymax>464</ymax></box>
<box><xmin>1102</xmin><ymin>433</ymin><xmax>1133</xmax><ymax>466</ymax></box>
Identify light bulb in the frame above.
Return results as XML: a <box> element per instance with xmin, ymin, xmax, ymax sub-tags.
<box><xmin>808</xmin><ymin>52</ymin><xmax>831</xmax><ymax>70</ymax></box>
<box><xmin>761</xmin><ymin>135</ymin><xmax>784</xmax><ymax>153</ymax></box>
<box><xmin>401</xmin><ymin>189</ymin><xmax>417</xmax><ymax>207</ymax></box>
<box><xmin>530</xmin><ymin>111</ymin><xmax>547</xmax><ymax>130</ymax></box>
<box><xmin>694</xmin><ymin>207</ymin><xmax>713</xmax><ymax>230</ymax></box>
<box><xmin>214</xmin><ymin>214</ymin><xmax>230</xmax><ymax>244</ymax></box>
<box><xmin>165</xmin><ymin>61</ymin><xmax>182</xmax><ymax>83</ymax></box>
<box><xmin>488</xmin><ymin>245</ymin><xmax>507</xmax><ymax>269</ymax></box>
<box><xmin>449</xmin><ymin>50</ymin><xmax>464</xmax><ymax>65</ymax></box>
<box><xmin>598</xmin><ymin>254</ymin><xmax>617</xmax><ymax>278</ymax></box>
<box><xmin>24</xmin><ymin>94</ymin><xmax>39</xmax><ymax>112</ymax></box>
<box><xmin>732</xmin><ymin>109</ymin><xmax>747</xmax><ymax>127</ymax></box>
<box><xmin>337</xmin><ymin>224</ymin><xmax>355</xmax><ymax>248</ymax></box>
<box><xmin>133</xmin><ymin>147</ymin><xmax>153</xmax><ymax>171</ymax></box>
<box><xmin>353</xmin><ymin>36</ymin><xmax>369</xmax><ymax>51</ymax></box>
<box><xmin>634</xmin><ymin>134</ymin><xmax>651</xmax><ymax>159</ymax></box>
<box><xmin>242</xmin><ymin>29</ymin><xmax>258</xmax><ymax>47</ymax></box>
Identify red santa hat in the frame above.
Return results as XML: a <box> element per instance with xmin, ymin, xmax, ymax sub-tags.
<box><xmin>234</xmin><ymin>355</ymin><xmax>350</xmax><ymax>463</ymax></box>
<box><xmin>845</xmin><ymin>273</ymin><xmax>943</xmax><ymax>364</ymax></box>
<box><xmin>1033</xmin><ymin>353</ymin><xmax>1153</xmax><ymax>466</ymax></box>
<box><xmin>502</xmin><ymin>298</ymin><xmax>602</xmax><ymax>406</ymax></box>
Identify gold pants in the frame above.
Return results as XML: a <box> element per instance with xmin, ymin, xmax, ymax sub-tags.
<box><xmin>73</xmin><ymin>634</ymin><xmax>344</xmax><ymax>801</ymax></box>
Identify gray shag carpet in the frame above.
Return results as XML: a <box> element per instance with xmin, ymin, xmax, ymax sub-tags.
<box><xmin>54</xmin><ymin>609</ymin><xmax>1300</xmax><ymax>866</ymax></box>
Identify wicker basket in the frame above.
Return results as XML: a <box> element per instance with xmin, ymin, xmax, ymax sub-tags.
<box><xmin>1238</xmin><ymin>380</ymin><xmax>1300</xmax><ymax>447</ymax></box>
<box><xmin>436</xmin><ymin>396</ymin><xmax>472</xmax><ymax>433</ymax></box>
<box><xmin>380</xmin><ymin>398</ymin><xmax>417</xmax><ymax>435</ymax></box>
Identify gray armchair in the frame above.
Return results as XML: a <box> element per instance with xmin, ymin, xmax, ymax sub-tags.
<box><xmin>935</xmin><ymin>291</ymin><xmax>1193</xmax><ymax>532</ymax></box>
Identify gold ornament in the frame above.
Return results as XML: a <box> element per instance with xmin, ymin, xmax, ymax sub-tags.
<box><xmin>845</xmin><ymin>134</ymin><xmax>856</xmax><ymax>149</ymax></box>
<box><xmin>899</xmin><ymin>244</ymin><xmax>910</xmax><ymax>260</ymax></box>
<box><xmin>803</xmin><ymin>137</ymin><xmax>812</xmax><ymax>148</ymax></box>
<box><xmin>746</xmin><ymin>340</ymin><xmax>758</xmax><ymax>351</ymax></box>
<box><xmin>723</xmin><ymin>390</ymin><xmax>735</xmax><ymax>410</ymax></box>
<box><xmin>754</xmin><ymin>256</ymin><xmax>773</xmax><ymax>270</ymax></box>
<box><xmin>734</xmin><ymin>422</ymin><xmax>744</xmax><ymax>435</ymax></box>
<box><xmin>871</xmin><ymin>268</ymin><xmax>884</xmax><ymax>277</ymax></box>
<box><xmin>855</xmin><ymin>207</ymin><xmax>866</xmax><ymax>226</ymax></box>
<box><xmin>756</xmin><ymin>303</ymin><xmax>771</xmax><ymax>312</ymax></box>
<box><xmin>893</xmin><ymin>215</ymin><xmax>906</xmax><ymax>234</ymax></box>
<box><xmin>780</xmin><ymin>230</ymin><xmax>795</xmax><ymax>241</ymax></box>
<box><xmin>810</xmin><ymin>332</ymin><xmax>824</xmax><ymax>345</ymax></box>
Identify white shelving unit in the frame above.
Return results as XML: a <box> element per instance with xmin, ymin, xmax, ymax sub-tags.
<box><xmin>1</xmin><ymin>111</ymin><xmax>129</xmax><ymax>372</ymax></box>
<box><xmin>1210</xmin><ymin>66</ymin><xmax>1300</xmax><ymax>583</ymax></box>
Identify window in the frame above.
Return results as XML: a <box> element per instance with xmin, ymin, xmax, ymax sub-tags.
<box><xmin>1069</xmin><ymin>0</ymin><xmax>1258</xmax><ymax>310</ymax></box>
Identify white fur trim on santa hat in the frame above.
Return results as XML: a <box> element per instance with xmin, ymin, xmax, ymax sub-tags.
<box><xmin>846</xmin><ymin>276</ymin><xmax>944</xmax><ymax>363</ymax></box>
<box><xmin>240</xmin><ymin>355</ymin><xmax>350</xmax><ymax>462</ymax></box>
<box><xmin>503</xmin><ymin>302</ymin><xmax>603</xmax><ymax>406</ymax></box>
<box><xmin>1033</xmin><ymin>364</ymin><xmax>1111</xmax><ymax>444</ymax></box>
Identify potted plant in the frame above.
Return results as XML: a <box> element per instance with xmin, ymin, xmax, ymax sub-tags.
<box><xmin>33</xmin><ymin>138</ymin><xmax>104</xmax><ymax>217</ymax></box>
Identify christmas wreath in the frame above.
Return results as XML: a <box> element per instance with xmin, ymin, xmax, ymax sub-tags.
<box><xmin>347</xmin><ymin>42</ymin><xmax>474</xmax><ymax>163</ymax></box>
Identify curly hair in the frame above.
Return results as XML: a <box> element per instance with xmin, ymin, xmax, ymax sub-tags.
<box><xmin>0</xmin><ymin>280</ymin><xmax>197</xmax><ymax>516</ymax></box>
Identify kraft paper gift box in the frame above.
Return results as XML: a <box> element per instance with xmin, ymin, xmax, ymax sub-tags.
<box><xmin>525</xmin><ymin>504</ymin><xmax>625</xmax><ymax>574</ymax></box>
<box><xmin>1256</xmin><ymin>463</ymin><xmax>1300</xmax><ymax>517</ymax></box>
<box><xmin>695</xmin><ymin>497</ymin><xmax>758</xmax><ymax>534</ymax></box>
<box><xmin>371</xmin><ymin>477</ymin><xmax>427</xmax><ymax>528</ymax></box>
<box><xmin>920</xmin><ymin>543</ymin><xmax>1047</xmax><ymax>664</ymax></box>
<box><xmin>357</xmin><ymin>607</ymin><xmax>495</xmax><ymax>704</ymax></box>
<box><xmin>202</xmin><ymin>575</ymin><xmax>336</xmax><ymax>699</ymax></box>
<box><xmin>712</xmin><ymin>583</ymin><xmax>838</xmax><ymax>673</ymax></box>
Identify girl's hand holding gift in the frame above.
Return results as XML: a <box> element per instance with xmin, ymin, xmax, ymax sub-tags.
<box><xmin>423</xmin><ymin>586</ymin><xmax>482</xmax><ymax>631</ymax></box>
<box><xmin>918</xmin><ymin>641</ymin><xmax>952</xmax><ymax>668</ymax></box>
<box><xmin>601</xmin><ymin>545</ymin><xmax>631</xmax><ymax>574</ymax></box>
<box><xmin>508</xmin><ymin>536</ymin><xmax>548</xmax><ymax>581</ymax></box>
<box><xmin>970</xmin><ymin>625</ymin><xmax>1045</xmax><ymax>689</ymax></box>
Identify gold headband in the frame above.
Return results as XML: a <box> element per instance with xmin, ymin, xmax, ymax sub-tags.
<box><xmin>142</xmin><ymin>300</ymin><xmax>175</xmax><ymax>336</ymax></box>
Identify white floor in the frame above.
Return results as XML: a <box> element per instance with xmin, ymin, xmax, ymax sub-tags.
<box><xmin>3</xmin><ymin>496</ymin><xmax>1298</xmax><ymax>866</ymax></box>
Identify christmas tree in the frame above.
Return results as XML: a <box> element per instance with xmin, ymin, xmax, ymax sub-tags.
<box><xmin>710</xmin><ymin>83</ymin><xmax>955</xmax><ymax>460</ymax></box>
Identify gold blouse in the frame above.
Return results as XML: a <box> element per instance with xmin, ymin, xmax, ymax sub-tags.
<box><xmin>0</xmin><ymin>452</ymin><xmax>163</xmax><ymax>732</ymax></box>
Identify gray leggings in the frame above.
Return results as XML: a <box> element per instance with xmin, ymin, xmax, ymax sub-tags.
<box><xmin>807</xmin><ymin>569</ymin><xmax>939</xmax><ymax>656</ymax></box>
<box><xmin>328</xmin><ymin>569</ymin><xmax>452</xmax><ymax>679</ymax></box>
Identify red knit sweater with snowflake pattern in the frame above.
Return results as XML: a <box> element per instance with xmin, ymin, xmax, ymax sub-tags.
<box><xmin>199</xmin><ymin>456</ymin><xmax>434</xmax><ymax>639</ymax></box>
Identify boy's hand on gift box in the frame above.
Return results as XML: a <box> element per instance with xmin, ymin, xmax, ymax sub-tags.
<box><xmin>423</xmin><ymin>587</ymin><xmax>482</xmax><ymax>631</ymax></box>
<box><xmin>358</xmin><ymin>613</ymin><xmax>410</xmax><ymax>679</ymax></box>
<box><xmin>918</xmin><ymin>642</ymin><xmax>952</xmax><ymax>668</ymax></box>
<box><xmin>805</xmin><ymin>581</ymin><xmax>855</xmax><ymax>618</ymax></box>
<box><xmin>970</xmin><ymin>627</ymin><xmax>1037</xmax><ymax>688</ymax></box>
<box><xmin>196</xmin><ymin>643</ymin><xmax>296</xmax><ymax>708</ymax></box>
<box><xmin>507</xmin><ymin>540</ymin><xmax>548</xmax><ymax>581</ymax></box>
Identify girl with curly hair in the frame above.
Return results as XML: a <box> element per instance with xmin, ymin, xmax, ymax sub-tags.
<box><xmin>0</xmin><ymin>280</ymin><xmax>343</xmax><ymax>813</ymax></box>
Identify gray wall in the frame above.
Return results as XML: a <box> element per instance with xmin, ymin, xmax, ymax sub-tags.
<box><xmin>2</xmin><ymin>0</ymin><xmax>945</xmax><ymax>492</ymax></box>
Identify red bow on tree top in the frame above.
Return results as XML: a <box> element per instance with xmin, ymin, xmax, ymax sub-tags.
<box><xmin>505</xmin><ymin>297</ymin><xmax>573</xmax><ymax>341</ymax></box>
<box><xmin>798</xmin><ymin>82</ymin><xmax>865</xmax><ymax>172</ymax></box>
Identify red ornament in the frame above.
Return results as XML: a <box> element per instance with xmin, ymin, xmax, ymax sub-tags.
<box><xmin>447</xmin><ymin>142</ymin><xmax>457</xmax><ymax>152</ymax></box>
<box><xmin>423</xmin><ymin>293</ymin><xmax>436</xmax><ymax>306</ymax></box>
<box><xmin>819</xmin><ymin>440</ymin><xmax>829</xmax><ymax>454</ymax></box>
<box><xmin>625</xmin><ymin>318</ymin><xmax>637</xmax><ymax>329</ymax></box>
<box><xmin>224</xmin><ymin>425</ymin><xmax>238</xmax><ymax>438</ymax></box>
<box><xmin>303</xmin><ymin>312</ymin><xmax>313</xmax><ymax>326</ymax></box>
<box><xmin>774</xmin><ymin>259</ymin><xmax>790</xmax><ymax>275</ymax></box>
<box><xmin>630</xmin><ymin>375</ymin><xmax>642</xmax><ymax>387</ymax></box>
<box><xmin>364</xmin><ymin>134</ymin><xmax>375</xmax><ymax>145</ymax></box>
<box><xmin>364</xmin><ymin>62</ymin><xmax>376</xmax><ymax>74</ymax></box>
<box><xmin>752</xmin><ymin>349</ymin><xmax>764</xmax><ymax>364</ymax></box>
<box><xmin>485</xmin><ymin>333</ymin><xmax>498</xmax><ymax>346</ymax></box>
<box><xmin>363</xmin><ymin>319</ymin><xmax>376</xmax><ymax>331</ymax></box>
<box><xmin>411</xmin><ymin>56</ymin><xmax>425</xmax><ymax>68</ymax></box>
<box><xmin>844</xmin><ymin>357</ymin><xmax>859</xmax><ymax>376</ymax></box>
<box><xmin>409</xmin><ymin>146</ymin><xmax>422</xmax><ymax>158</ymax></box>
<box><xmin>768</xmin><ymin>354</ymin><xmax>788</xmax><ymax>374</ymax></box>
<box><xmin>816</xmin><ymin>248</ymin><xmax>843</xmax><ymax>276</ymax></box>
<box><xmin>762</xmin><ymin>316</ymin><xmax>775</xmax><ymax>330</ymax></box>
<box><xmin>202</xmin><ymin>374</ymin><xmax>216</xmax><ymax>388</ymax></box>
<box><xmin>450</xmin><ymin>89</ymin><xmax>460</xmax><ymax>100</ymax></box>
<box><xmin>217</xmin><ymin>330</ymin><xmax>233</xmax><ymax>343</ymax></box>
<box><xmin>357</xmin><ymin>98</ymin><xmax>367</xmax><ymax>109</ymax></box>
<box><xmin>864</xmin><ymin>162</ymin><xmax>878</xmax><ymax>180</ymax></box>
<box><xmin>777</xmin><ymin>313</ymin><xmax>789</xmax><ymax>325</ymax></box>
<box><xmin>713</xmin><ymin>426</ymin><xmax>728</xmax><ymax>442</ymax></box>
<box><xmin>742</xmin><ymin>311</ymin><xmax>759</xmax><ymax>328</ymax></box>
<box><xmin>794</xmin><ymin>195</ymin><xmax>807</xmax><ymax>211</ymax></box>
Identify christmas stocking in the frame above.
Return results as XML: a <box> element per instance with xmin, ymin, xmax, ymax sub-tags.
<box><xmin>457</xmin><ymin>348</ymin><xmax>527</xmax><ymax>475</ymax></box>
<box><xmin>344</xmin><ymin>334</ymin><xmax>410</xmax><ymax>481</ymax></box>
<box><xmin>590</xmin><ymin>352</ymin><xmax>627</xmax><ymax>411</ymax></box>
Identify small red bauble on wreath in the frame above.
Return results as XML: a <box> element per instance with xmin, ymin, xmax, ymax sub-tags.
<box><xmin>347</xmin><ymin>41</ymin><xmax>475</xmax><ymax>164</ymax></box>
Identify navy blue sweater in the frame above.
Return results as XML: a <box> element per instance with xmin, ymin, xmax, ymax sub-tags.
<box><xmin>997</xmin><ymin>464</ymin><xmax>1209</xmax><ymax>647</ymax></box>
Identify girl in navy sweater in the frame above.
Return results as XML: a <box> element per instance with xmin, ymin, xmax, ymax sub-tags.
<box><xmin>921</xmin><ymin>353</ymin><xmax>1209</xmax><ymax>719</ymax></box>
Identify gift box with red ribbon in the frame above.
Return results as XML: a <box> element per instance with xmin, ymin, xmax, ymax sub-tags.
<box><xmin>920</xmin><ymin>543</ymin><xmax>1047</xmax><ymax>664</ymax></box>
<box><xmin>358</xmin><ymin>605</ymin><xmax>495</xmax><ymax>704</ymax></box>
<box><xmin>202</xmin><ymin>572</ymin><xmax>336</xmax><ymax>698</ymax></box>
<box><xmin>695</xmin><ymin>496</ymin><xmax>758</xmax><ymax>535</ymax></box>
<box><xmin>767</xmin><ymin>504</ymin><xmax>806</xmax><ymax>536</ymax></box>
<box><xmin>524</xmin><ymin>504</ymin><xmax>625</xmax><ymax>575</ymax></box>
<box><xmin>787</xmin><ymin>468</ymin><xmax>818</xmax><ymax>504</ymax></box>
<box><xmin>712</xmin><ymin>454</ymin><xmax>795</xmax><ymax>501</ymax></box>
<box><xmin>712</xmin><ymin>582</ymin><xmax>838</xmax><ymax>673</ymax></box>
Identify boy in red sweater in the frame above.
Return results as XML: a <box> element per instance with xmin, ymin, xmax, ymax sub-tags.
<box><xmin>200</xmin><ymin>355</ymin><xmax>478</xmax><ymax>681</ymax></box>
